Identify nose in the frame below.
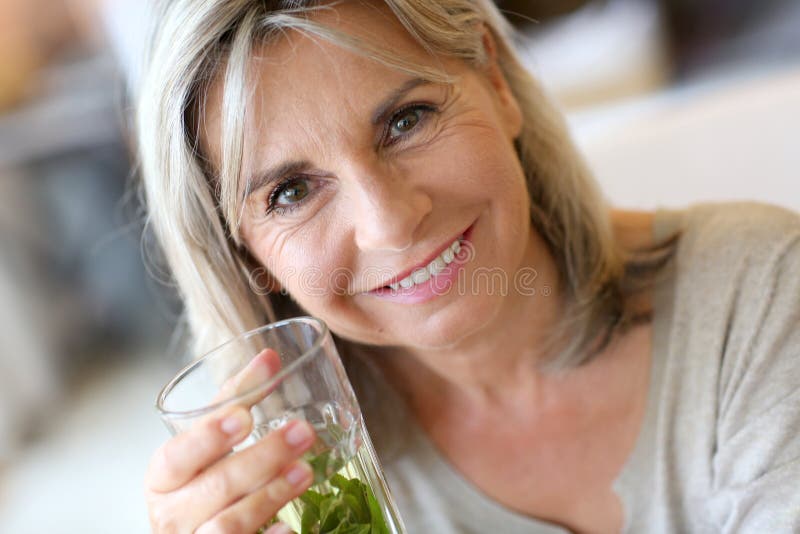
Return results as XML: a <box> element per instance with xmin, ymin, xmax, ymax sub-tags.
<box><xmin>349</xmin><ymin>166</ymin><xmax>433</xmax><ymax>252</ymax></box>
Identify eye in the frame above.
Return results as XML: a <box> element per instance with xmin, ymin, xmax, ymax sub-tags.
<box><xmin>267</xmin><ymin>176</ymin><xmax>311</xmax><ymax>215</ymax></box>
<box><xmin>391</xmin><ymin>109</ymin><xmax>421</xmax><ymax>134</ymax></box>
<box><xmin>385</xmin><ymin>104</ymin><xmax>435</xmax><ymax>145</ymax></box>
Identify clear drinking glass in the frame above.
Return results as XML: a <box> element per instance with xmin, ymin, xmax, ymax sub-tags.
<box><xmin>156</xmin><ymin>316</ymin><xmax>406</xmax><ymax>534</ymax></box>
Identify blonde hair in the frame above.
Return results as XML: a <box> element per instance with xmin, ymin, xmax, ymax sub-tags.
<box><xmin>136</xmin><ymin>0</ymin><xmax>674</xmax><ymax>369</ymax></box>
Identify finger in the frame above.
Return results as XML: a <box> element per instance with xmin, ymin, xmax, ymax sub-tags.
<box><xmin>213</xmin><ymin>348</ymin><xmax>282</xmax><ymax>404</ymax></box>
<box><xmin>196</xmin><ymin>460</ymin><xmax>313</xmax><ymax>534</ymax></box>
<box><xmin>190</xmin><ymin>348</ymin><xmax>282</xmax><ymax>435</ymax></box>
<box><xmin>174</xmin><ymin>419</ymin><xmax>316</xmax><ymax>530</ymax></box>
<box><xmin>264</xmin><ymin>523</ymin><xmax>294</xmax><ymax>534</ymax></box>
<box><xmin>147</xmin><ymin>348</ymin><xmax>281</xmax><ymax>492</ymax></box>
<box><xmin>145</xmin><ymin>404</ymin><xmax>252</xmax><ymax>493</ymax></box>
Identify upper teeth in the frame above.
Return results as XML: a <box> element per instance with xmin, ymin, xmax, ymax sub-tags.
<box><xmin>390</xmin><ymin>238</ymin><xmax>462</xmax><ymax>290</ymax></box>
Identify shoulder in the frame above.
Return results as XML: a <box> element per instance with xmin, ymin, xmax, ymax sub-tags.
<box><xmin>655</xmin><ymin>202</ymin><xmax>800</xmax><ymax>422</ymax></box>
<box><xmin>663</xmin><ymin>201</ymin><xmax>800</xmax><ymax>324</ymax></box>
<box><xmin>665</xmin><ymin>201</ymin><xmax>800</xmax><ymax>432</ymax></box>
<box><xmin>676</xmin><ymin>200</ymin><xmax>800</xmax><ymax>262</ymax></box>
<box><xmin>659</xmin><ymin>202</ymin><xmax>800</xmax><ymax>296</ymax></box>
<box><xmin>677</xmin><ymin>206</ymin><xmax>800</xmax><ymax>527</ymax></box>
<box><xmin>686</xmin><ymin>200</ymin><xmax>800</xmax><ymax>239</ymax></box>
<box><xmin>625</xmin><ymin>203</ymin><xmax>800</xmax><ymax>529</ymax></box>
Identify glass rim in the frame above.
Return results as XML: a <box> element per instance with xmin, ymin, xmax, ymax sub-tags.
<box><xmin>155</xmin><ymin>316</ymin><xmax>330</xmax><ymax>420</ymax></box>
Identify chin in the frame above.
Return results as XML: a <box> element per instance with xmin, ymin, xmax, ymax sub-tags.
<box><xmin>386</xmin><ymin>291</ymin><xmax>504</xmax><ymax>351</ymax></box>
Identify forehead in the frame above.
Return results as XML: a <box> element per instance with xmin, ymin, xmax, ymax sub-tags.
<box><xmin>200</xmin><ymin>2</ymin><xmax>449</xmax><ymax>168</ymax></box>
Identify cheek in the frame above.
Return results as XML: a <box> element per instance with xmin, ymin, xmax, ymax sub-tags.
<box><xmin>250</xmin><ymin>224</ymin><xmax>350</xmax><ymax>308</ymax></box>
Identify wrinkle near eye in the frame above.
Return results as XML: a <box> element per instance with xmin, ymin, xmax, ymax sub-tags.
<box><xmin>256</xmin><ymin>226</ymin><xmax>300</xmax><ymax>276</ymax></box>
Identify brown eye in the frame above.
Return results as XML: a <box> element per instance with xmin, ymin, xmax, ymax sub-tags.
<box><xmin>267</xmin><ymin>177</ymin><xmax>311</xmax><ymax>214</ymax></box>
<box><xmin>385</xmin><ymin>104</ymin><xmax>435</xmax><ymax>143</ymax></box>
<box><xmin>392</xmin><ymin>109</ymin><xmax>420</xmax><ymax>134</ymax></box>
<box><xmin>277</xmin><ymin>180</ymin><xmax>309</xmax><ymax>204</ymax></box>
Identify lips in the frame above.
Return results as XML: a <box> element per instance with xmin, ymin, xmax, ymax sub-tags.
<box><xmin>366</xmin><ymin>221</ymin><xmax>475</xmax><ymax>293</ymax></box>
<box><xmin>391</xmin><ymin>236</ymin><xmax>461</xmax><ymax>290</ymax></box>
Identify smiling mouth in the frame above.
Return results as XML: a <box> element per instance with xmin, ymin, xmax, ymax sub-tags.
<box><xmin>387</xmin><ymin>236</ymin><xmax>462</xmax><ymax>290</ymax></box>
<box><xmin>367</xmin><ymin>222</ymin><xmax>474</xmax><ymax>293</ymax></box>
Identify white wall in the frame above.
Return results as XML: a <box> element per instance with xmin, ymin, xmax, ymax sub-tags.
<box><xmin>570</xmin><ymin>66</ymin><xmax>800</xmax><ymax>213</ymax></box>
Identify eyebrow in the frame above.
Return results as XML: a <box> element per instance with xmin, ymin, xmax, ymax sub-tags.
<box><xmin>244</xmin><ymin>77</ymin><xmax>433</xmax><ymax>200</ymax></box>
<box><xmin>370</xmin><ymin>77</ymin><xmax>432</xmax><ymax>125</ymax></box>
<box><xmin>244</xmin><ymin>159</ymin><xmax>310</xmax><ymax>201</ymax></box>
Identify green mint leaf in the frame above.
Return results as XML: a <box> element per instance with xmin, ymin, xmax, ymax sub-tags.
<box><xmin>342</xmin><ymin>493</ymin><xmax>368</xmax><ymax>524</ymax></box>
<box><xmin>329</xmin><ymin>473</ymin><xmax>349</xmax><ymax>491</ymax></box>
<box><xmin>292</xmin><ymin>451</ymin><xmax>391</xmax><ymax>534</ymax></box>
<box><xmin>308</xmin><ymin>450</ymin><xmax>332</xmax><ymax>483</ymax></box>
<box><xmin>301</xmin><ymin>499</ymin><xmax>321</xmax><ymax>534</ymax></box>
<box><xmin>366</xmin><ymin>487</ymin><xmax>390</xmax><ymax>534</ymax></box>
<box><xmin>300</xmin><ymin>489</ymin><xmax>325</xmax><ymax>509</ymax></box>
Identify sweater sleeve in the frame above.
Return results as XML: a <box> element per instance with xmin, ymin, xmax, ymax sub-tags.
<box><xmin>705</xmin><ymin>209</ymin><xmax>800</xmax><ymax>532</ymax></box>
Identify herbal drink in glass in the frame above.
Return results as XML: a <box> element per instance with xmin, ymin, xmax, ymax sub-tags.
<box><xmin>156</xmin><ymin>316</ymin><xmax>406</xmax><ymax>533</ymax></box>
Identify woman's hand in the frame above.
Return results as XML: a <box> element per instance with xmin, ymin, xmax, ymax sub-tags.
<box><xmin>145</xmin><ymin>350</ymin><xmax>316</xmax><ymax>533</ymax></box>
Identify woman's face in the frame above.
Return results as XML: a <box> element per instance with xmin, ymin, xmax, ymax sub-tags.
<box><xmin>203</xmin><ymin>4</ymin><xmax>536</xmax><ymax>350</ymax></box>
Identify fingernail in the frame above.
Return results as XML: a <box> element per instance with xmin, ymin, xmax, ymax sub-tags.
<box><xmin>265</xmin><ymin>522</ymin><xmax>292</xmax><ymax>534</ymax></box>
<box><xmin>220</xmin><ymin>409</ymin><xmax>247</xmax><ymax>436</ymax></box>
<box><xmin>284</xmin><ymin>421</ymin><xmax>313</xmax><ymax>447</ymax></box>
<box><xmin>285</xmin><ymin>462</ymin><xmax>311</xmax><ymax>486</ymax></box>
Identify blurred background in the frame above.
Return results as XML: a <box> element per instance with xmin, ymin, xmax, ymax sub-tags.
<box><xmin>0</xmin><ymin>0</ymin><xmax>798</xmax><ymax>531</ymax></box>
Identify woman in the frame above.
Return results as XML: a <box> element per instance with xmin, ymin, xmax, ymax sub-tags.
<box><xmin>138</xmin><ymin>1</ymin><xmax>800</xmax><ymax>533</ymax></box>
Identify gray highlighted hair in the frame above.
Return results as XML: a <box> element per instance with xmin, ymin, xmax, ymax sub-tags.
<box><xmin>136</xmin><ymin>0</ymin><xmax>675</xmax><ymax>369</ymax></box>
